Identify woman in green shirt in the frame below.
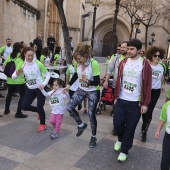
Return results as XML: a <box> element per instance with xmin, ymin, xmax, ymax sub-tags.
<box><xmin>3</xmin><ymin>42</ymin><xmax>27</xmax><ymax>118</ymax></box>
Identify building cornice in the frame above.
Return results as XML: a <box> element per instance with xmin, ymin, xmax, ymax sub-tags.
<box><xmin>68</xmin><ymin>27</ymin><xmax>80</xmax><ymax>32</ymax></box>
<box><xmin>12</xmin><ymin>0</ymin><xmax>40</xmax><ymax>19</ymax></box>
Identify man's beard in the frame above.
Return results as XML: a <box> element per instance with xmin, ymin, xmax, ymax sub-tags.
<box><xmin>129</xmin><ymin>54</ymin><xmax>137</xmax><ymax>58</ymax></box>
<box><xmin>7</xmin><ymin>43</ymin><xmax>11</xmax><ymax>47</ymax></box>
<box><xmin>121</xmin><ymin>51</ymin><xmax>127</xmax><ymax>56</ymax></box>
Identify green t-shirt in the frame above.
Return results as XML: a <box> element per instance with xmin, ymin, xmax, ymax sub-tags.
<box><xmin>53</xmin><ymin>54</ymin><xmax>60</xmax><ymax>70</ymax></box>
<box><xmin>3</xmin><ymin>53</ymin><xmax>25</xmax><ymax>84</ymax></box>
<box><xmin>160</xmin><ymin>101</ymin><xmax>170</xmax><ymax>134</ymax></box>
<box><xmin>0</xmin><ymin>46</ymin><xmax>6</xmax><ymax>54</ymax></box>
<box><xmin>105</xmin><ymin>59</ymin><xmax>109</xmax><ymax>71</ymax></box>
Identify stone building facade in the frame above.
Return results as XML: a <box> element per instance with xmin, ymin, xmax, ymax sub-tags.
<box><xmin>0</xmin><ymin>0</ymin><xmax>39</xmax><ymax>46</ymax></box>
<box><xmin>1</xmin><ymin>0</ymin><xmax>170</xmax><ymax>57</ymax></box>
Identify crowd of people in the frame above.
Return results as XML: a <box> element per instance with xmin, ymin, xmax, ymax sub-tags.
<box><xmin>0</xmin><ymin>35</ymin><xmax>170</xmax><ymax>169</ymax></box>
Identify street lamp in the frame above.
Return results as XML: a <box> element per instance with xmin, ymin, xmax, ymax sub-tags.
<box><xmin>134</xmin><ymin>19</ymin><xmax>140</xmax><ymax>38</ymax></box>
<box><xmin>91</xmin><ymin>0</ymin><xmax>100</xmax><ymax>49</ymax></box>
<box><xmin>149</xmin><ymin>32</ymin><xmax>155</xmax><ymax>46</ymax></box>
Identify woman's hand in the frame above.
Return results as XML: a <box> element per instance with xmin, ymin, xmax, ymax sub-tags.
<box><xmin>79</xmin><ymin>74</ymin><xmax>88</xmax><ymax>83</ymax></box>
<box><xmin>39</xmin><ymin>84</ymin><xmax>44</xmax><ymax>90</ymax></box>
<box><xmin>16</xmin><ymin>69</ymin><xmax>23</xmax><ymax>76</ymax></box>
<box><xmin>154</xmin><ymin>130</ymin><xmax>160</xmax><ymax>140</ymax></box>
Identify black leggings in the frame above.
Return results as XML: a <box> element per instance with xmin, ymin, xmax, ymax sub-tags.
<box><xmin>67</xmin><ymin>88</ymin><xmax>100</xmax><ymax>136</ymax></box>
<box><xmin>21</xmin><ymin>88</ymin><xmax>46</xmax><ymax>125</ymax></box>
<box><xmin>142</xmin><ymin>89</ymin><xmax>161</xmax><ymax>133</ymax></box>
<box><xmin>5</xmin><ymin>84</ymin><xmax>26</xmax><ymax>114</ymax></box>
<box><xmin>161</xmin><ymin>132</ymin><xmax>170</xmax><ymax>170</ymax></box>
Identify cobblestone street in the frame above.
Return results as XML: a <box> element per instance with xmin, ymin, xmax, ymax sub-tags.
<box><xmin>0</xmin><ymin>61</ymin><xmax>167</xmax><ymax>170</ymax></box>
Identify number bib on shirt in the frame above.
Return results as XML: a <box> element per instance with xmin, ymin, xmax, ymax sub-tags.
<box><xmin>27</xmin><ymin>79</ymin><xmax>36</xmax><ymax>86</ymax></box>
<box><xmin>123</xmin><ymin>81</ymin><xmax>137</xmax><ymax>93</ymax></box>
<box><xmin>49</xmin><ymin>97</ymin><xmax>60</xmax><ymax>106</ymax></box>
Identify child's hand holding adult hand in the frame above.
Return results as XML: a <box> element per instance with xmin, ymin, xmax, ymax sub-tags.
<box><xmin>39</xmin><ymin>84</ymin><xmax>44</xmax><ymax>90</ymax></box>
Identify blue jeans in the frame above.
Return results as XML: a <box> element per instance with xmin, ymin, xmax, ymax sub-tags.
<box><xmin>114</xmin><ymin>99</ymin><xmax>141</xmax><ymax>154</ymax></box>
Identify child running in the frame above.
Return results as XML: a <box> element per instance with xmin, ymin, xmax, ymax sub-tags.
<box><xmin>39</xmin><ymin>78</ymin><xmax>69</xmax><ymax>139</ymax></box>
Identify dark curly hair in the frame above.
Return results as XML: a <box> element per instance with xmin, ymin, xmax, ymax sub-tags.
<box><xmin>145</xmin><ymin>46</ymin><xmax>166</xmax><ymax>61</ymax></box>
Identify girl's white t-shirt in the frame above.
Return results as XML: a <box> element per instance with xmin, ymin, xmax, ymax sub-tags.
<box><xmin>151</xmin><ymin>63</ymin><xmax>164</xmax><ymax>89</ymax></box>
<box><xmin>119</xmin><ymin>57</ymin><xmax>143</xmax><ymax>101</ymax></box>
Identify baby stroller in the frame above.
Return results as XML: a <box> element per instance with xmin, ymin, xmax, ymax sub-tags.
<box><xmin>96</xmin><ymin>79</ymin><xmax>114</xmax><ymax>114</ymax></box>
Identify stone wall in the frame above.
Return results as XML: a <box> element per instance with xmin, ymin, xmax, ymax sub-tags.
<box><xmin>0</xmin><ymin>0</ymin><xmax>39</xmax><ymax>47</ymax></box>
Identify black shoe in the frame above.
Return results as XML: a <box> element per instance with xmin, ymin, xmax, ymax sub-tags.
<box><xmin>141</xmin><ymin>132</ymin><xmax>147</xmax><ymax>142</ymax></box>
<box><xmin>76</xmin><ymin>123</ymin><xmax>87</xmax><ymax>137</ymax></box>
<box><xmin>15</xmin><ymin>113</ymin><xmax>28</xmax><ymax>118</ymax></box>
<box><xmin>0</xmin><ymin>94</ymin><xmax>5</xmax><ymax>98</ymax></box>
<box><xmin>89</xmin><ymin>136</ymin><xmax>97</xmax><ymax>148</ymax></box>
<box><xmin>78</xmin><ymin>104</ymin><xmax>82</xmax><ymax>111</ymax></box>
<box><xmin>4</xmin><ymin>110</ymin><xmax>10</xmax><ymax>115</ymax></box>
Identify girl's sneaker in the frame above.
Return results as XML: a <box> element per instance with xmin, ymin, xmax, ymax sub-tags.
<box><xmin>114</xmin><ymin>141</ymin><xmax>122</xmax><ymax>151</ymax></box>
<box><xmin>37</xmin><ymin>124</ymin><xmax>46</xmax><ymax>132</ymax></box>
<box><xmin>51</xmin><ymin>132</ymin><xmax>58</xmax><ymax>139</ymax></box>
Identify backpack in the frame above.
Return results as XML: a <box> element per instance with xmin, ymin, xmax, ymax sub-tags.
<box><xmin>4</xmin><ymin>58</ymin><xmax>16</xmax><ymax>78</ymax></box>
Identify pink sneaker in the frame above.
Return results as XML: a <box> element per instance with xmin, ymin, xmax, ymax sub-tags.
<box><xmin>37</xmin><ymin>124</ymin><xmax>46</xmax><ymax>132</ymax></box>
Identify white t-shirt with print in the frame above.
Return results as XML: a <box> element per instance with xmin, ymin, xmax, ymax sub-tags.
<box><xmin>3</xmin><ymin>46</ymin><xmax>12</xmax><ymax>59</ymax></box>
<box><xmin>77</xmin><ymin>63</ymin><xmax>96</xmax><ymax>92</ymax></box>
<box><xmin>41</xmin><ymin>88</ymin><xmax>70</xmax><ymax>114</ymax></box>
<box><xmin>151</xmin><ymin>63</ymin><xmax>164</xmax><ymax>89</ymax></box>
<box><xmin>119</xmin><ymin>57</ymin><xmax>143</xmax><ymax>101</ymax></box>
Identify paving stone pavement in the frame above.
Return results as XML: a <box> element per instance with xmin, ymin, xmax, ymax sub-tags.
<box><xmin>0</xmin><ymin>62</ymin><xmax>168</xmax><ymax>170</ymax></box>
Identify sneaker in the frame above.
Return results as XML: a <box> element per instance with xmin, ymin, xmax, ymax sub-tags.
<box><xmin>83</xmin><ymin>109</ymin><xmax>87</xmax><ymax>115</ymax></box>
<box><xmin>76</xmin><ymin>123</ymin><xmax>87</xmax><ymax>137</ymax></box>
<box><xmin>4</xmin><ymin>110</ymin><xmax>10</xmax><ymax>115</ymax></box>
<box><xmin>15</xmin><ymin>113</ymin><xmax>28</xmax><ymax>118</ymax></box>
<box><xmin>51</xmin><ymin>132</ymin><xmax>58</xmax><ymax>139</ymax></box>
<box><xmin>89</xmin><ymin>136</ymin><xmax>97</xmax><ymax>148</ymax></box>
<box><xmin>117</xmin><ymin>152</ymin><xmax>128</xmax><ymax>162</ymax></box>
<box><xmin>114</xmin><ymin>141</ymin><xmax>122</xmax><ymax>151</ymax></box>
<box><xmin>141</xmin><ymin>131</ymin><xmax>147</xmax><ymax>142</ymax></box>
<box><xmin>37</xmin><ymin>124</ymin><xmax>46</xmax><ymax>132</ymax></box>
<box><xmin>78</xmin><ymin>104</ymin><xmax>82</xmax><ymax>111</ymax></box>
<box><xmin>13</xmin><ymin>92</ymin><xmax>20</xmax><ymax>97</ymax></box>
<box><xmin>37</xmin><ymin>113</ymin><xmax>40</xmax><ymax>120</ymax></box>
<box><xmin>0</xmin><ymin>94</ymin><xmax>5</xmax><ymax>98</ymax></box>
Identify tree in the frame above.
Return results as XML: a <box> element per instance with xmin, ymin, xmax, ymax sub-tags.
<box><xmin>121</xmin><ymin>0</ymin><xmax>143</xmax><ymax>40</ymax></box>
<box><xmin>112</xmin><ymin>0</ymin><xmax>121</xmax><ymax>54</ymax></box>
<box><xmin>54</xmin><ymin>0</ymin><xmax>72</xmax><ymax>64</ymax></box>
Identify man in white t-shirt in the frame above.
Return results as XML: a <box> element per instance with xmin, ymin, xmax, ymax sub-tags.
<box><xmin>113</xmin><ymin>39</ymin><xmax>152</xmax><ymax>162</ymax></box>
<box><xmin>0</xmin><ymin>38</ymin><xmax>13</xmax><ymax>63</ymax></box>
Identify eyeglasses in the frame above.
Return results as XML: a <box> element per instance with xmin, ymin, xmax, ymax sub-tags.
<box><xmin>117</xmin><ymin>49</ymin><xmax>121</xmax><ymax>51</ymax></box>
<box><xmin>153</xmin><ymin>54</ymin><xmax>161</xmax><ymax>58</ymax></box>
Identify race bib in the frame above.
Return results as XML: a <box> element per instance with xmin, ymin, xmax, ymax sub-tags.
<box><xmin>27</xmin><ymin>79</ymin><xmax>36</xmax><ymax>86</ymax></box>
<box><xmin>49</xmin><ymin>97</ymin><xmax>59</xmax><ymax>106</ymax></box>
<box><xmin>123</xmin><ymin>81</ymin><xmax>137</xmax><ymax>93</ymax></box>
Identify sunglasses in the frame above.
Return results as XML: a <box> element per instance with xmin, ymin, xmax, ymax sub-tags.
<box><xmin>117</xmin><ymin>49</ymin><xmax>121</xmax><ymax>50</ymax></box>
<box><xmin>154</xmin><ymin>54</ymin><xmax>161</xmax><ymax>58</ymax></box>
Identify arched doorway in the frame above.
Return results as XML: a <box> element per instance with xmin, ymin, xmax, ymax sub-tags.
<box><xmin>102</xmin><ymin>31</ymin><xmax>117</xmax><ymax>56</ymax></box>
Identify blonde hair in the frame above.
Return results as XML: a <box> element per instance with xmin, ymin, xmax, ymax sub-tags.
<box><xmin>73</xmin><ymin>43</ymin><xmax>92</xmax><ymax>61</ymax></box>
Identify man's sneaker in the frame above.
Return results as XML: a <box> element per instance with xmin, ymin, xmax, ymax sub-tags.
<box><xmin>51</xmin><ymin>132</ymin><xmax>58</xmax><ymax>139</ymax></box>
<box><xmin>118</xmin><ymin>152</ymin><xmax>128</xmax><ymax>162</ymax></box>
<box><xmin>141</xmin><ymin>131</ymin><xmax>147</xmax><ymax>142</ymax></box>
<box><xmin>15</xmin><ymin>113</ymin><xmax>28</xmax><ymax>118</ymax></box>
<box><xmin>76</xmin><ymin>123</ymin><xmax>87</xmax><ymax>137</ymax></box>
<box><xmin>78</xmin><ymin>104</ymin><xmax>82</xmax><ymax>111</ymax></box>
<box><xmin>37</xmin><ymin>113</ymin><xmax>40</xmax><ymax>120</ymax></box>
<box><xmin>4</xmin><ymin>110</ymin><xmax>10</xmax><ymax>115</ymax></box>
<box><xmin>114</xmin><ymin>141</ymin><xmax>122</xmax><ymax>151</ymax></box>
<box><xmin>83</xmin><ymin>109</ymin><xmax>87</xmax><ymax>115</ymax></box>
<box><xmin>37</xmin><ymin>124</ymin><xmax>46</xmax><ymax>132</ymax></box>
<box><xmin>89</xmin><ymin>136</ymin><xmax>97</xmax><ymax>148</ymax></box>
